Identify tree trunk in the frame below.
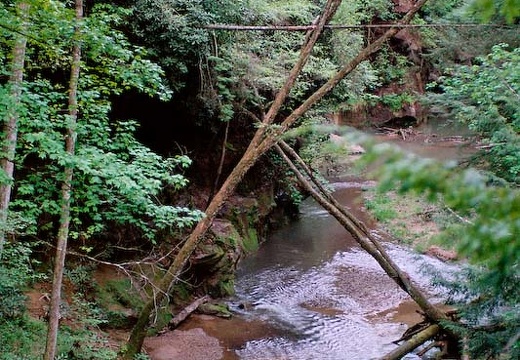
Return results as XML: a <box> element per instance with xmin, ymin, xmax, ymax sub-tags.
<box><xmin>168</xmin><ymin>295</ymin><xmax>211</xmax><ymax>329</ymax></box>
<box><xmin>380</xmin><ymin>324</ymin><xmax>440</xmax><ymax>360</ymax></box>
<box><xmin>123</xmin><ymin>2</ymin><xmax>341</xmax><ymax>357</ymax></box>
<box><xmin>0</xmin><ymin>1</ymin><xmax>29</xmax><ymax>259</ymax></box>
<box><xmin>275</xmin><ymin>143</ymin><xmax>448</xmax><ymax>324</ymax></box>
<box><xmin>43</xmin><ymin>1</ymin><xmax>82</xmax><ymax>359</ymax></box>
<box><xmin>124</xmin><ymin>1</ymin><xmax>428</xmax><ymax>357</ymax></box>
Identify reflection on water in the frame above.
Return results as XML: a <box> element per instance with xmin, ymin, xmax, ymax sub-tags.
<box><xmin>231</xmin><ymin>182</ymin><xmax>455</xmax><ymax>360</ymax></box>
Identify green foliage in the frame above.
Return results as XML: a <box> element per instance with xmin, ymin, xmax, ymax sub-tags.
<box><xmin>0</xmin><ymin>280</ymin><xmax>26</xmax><ymax>319</ymax></box>
<box><xmin>470</xmin><ymin>0</ymin><xmax>520</xmax><ymax>23</ymax></box>
<box><xmin>65</xmin><ymin>264</ymin><xmax>95</xmax><ymax>293</ymax></box>
<box><xmin>421</xmin><ymin>0</ymin><xmax>465</xmax><ymax>18</ymax></box>
<box><xmin>96</xmin><ymin>278</ymin><xmax>144</xmax><ymax>313</ymax></box>
<box><xmin>0</xmin><ymin>271</ymin><xmax>144</xmax><ymax>359</ymax></box>
<box><xmin>363</xmin><ymin>189</ymin><xmax>445</xmax><ymax>246</ymax></box>
<box><xmin>240</xmin><ymin>222</ymin><xmax>259</xmax><ymax>252</ymax></box>
<box><xmin>150</xmin><ymin>0</ymin><xmax>384</xmax><ymax>124</ymax></box>
<box><xmin>371</xmin><ymin>47</ymin><xmax>411</xmax><ymax>86</ymax></box>
<box><xmin>333</xmin><ymin>0</ymin><xmax>395</xmax><ymax>24</ymax></box>
<box><xmin>364</xmin><ymin>147</ymin><xmax>519</xmax><ymax>278</ymax></box>
<box><xmin>379</xmin><ymin>92</ymin><xmax>415</xmax><ymax>112</ymax></box>
<box><xmin>267</xmin><ymin>149</ymin><xmax>305</xmax><ymax>207</ymax></box>
<box><xmin>0</xmin><ymin>2</ymin><xmax>203</xmax><ymax>244</ymax></box>
<box><xmin>207</xmin><ymin>54</ymin><xmax>236</xmax><ymax>122</ymax></box>
<box><xmin>426</xmin><ymin>44</ymin><xmax>520</xmax><ymax>183</ymax></box>
<box><xmin>130</xmin><ymin>0</ymin><xmax>249</xmax><ymax>90</ymax></box>
<box><xmin>0</xmin><ymin>242</ymin><xmax>42</xmax><ymax>319</ymax></box>
<box><xmin>220</xmin><ymin>30</ymin><xmax>344</xmax><ymax>112</ymax></box>
<box><xmin>364</xmin><ymin>192</ymin><xmax>398</xmax><ymax>222</ymax></box>
<box><xmin>58</xmin><ymin>294</ymin><xmax>141</xmax><ymax>359</ymax></box>
<box><xmin>423</xmin><ymin>1</ymin><xmax>519</xmax><ymax>69</ymax></box>
<box><xmin>0</xmin><ymin>303</ymin><xmax>119</xmax><ymax>360</ymax></box>
<box><xmin>0</xmin><ymin>316</ymin><xmax>47</xmax><ymax>360</ymax></box>
<box><xmin>404</xmin><ymin>40</ymin><xmax>519</xmax><ymax>359</ymax></box>
<box><xmin>441</xmin><ymin>266</ymin><xmax>519</xmax><ymax>360</ymax></box>
<box><xmin>249</xmin><ymin>0</ymin><xmax>318</xmax><ymax>24</ymax></box>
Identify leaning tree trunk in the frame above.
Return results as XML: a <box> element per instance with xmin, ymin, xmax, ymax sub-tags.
<box><xmin>124</xmin><ymin>1</ymin><xmax>428</xmax><ymax>357</ymax></box>
<box><xmin>0</xmin><ymin>1</ymin><xmax>29</xmax><ymax>259</ymax></box>
<box><xmin>123</xmin><ymin>2</ymin><xmax>341</xmax><ymax>356</ymax></box>
<box><xmin>43</xmin><ymin>1</ymin><xmax>82</xmax><ymax>359</ymax></box>
<box><xmin>275</xmin><ymin>141</ymin><xmax>448</xmax><ymax>324</ymax></box>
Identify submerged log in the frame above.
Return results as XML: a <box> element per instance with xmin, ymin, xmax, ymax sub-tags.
<box><xmin>381</xmin><ymin>324</ymin><xmax>440</xmax><ymax>360</ymax></box>
<box><xmin>168</xmin><ymin>295</ymin><xmax>211</xmax><ymax>329</ymax></box>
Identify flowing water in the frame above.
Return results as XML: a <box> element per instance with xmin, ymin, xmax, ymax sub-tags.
<box><xmin>227</xmin><ymin>181</ymin><xmax>457</xmax><ymax>360</ymax></box>
<box><xmin>170</xmin><ymin>129</ymin><xmax>473</xmax><ymax>360</ymax></box>
<box><xmin>221</xmin><ymin>128</ymin><xmax>473</xmax><ymax>359</ymax></box>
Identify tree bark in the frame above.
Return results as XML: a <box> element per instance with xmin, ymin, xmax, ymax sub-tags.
<box><xmin>0</xmin><ymin>1</ymin><xmax>29</xmax><ymax>259</ymax></box>
<box><xmin>43</xmin><ymin>1</ymin><xmax>82</xmax><ymax>359</ymax></box>
<box><xmin>124</xmin><ymin>1</ymin><xmax>429</xmax><ymax>357</ymax></box>
<box><xmin>380</xmin><ymin>324</ymin><xmax>440</xmax><ymax>360</ymax></box>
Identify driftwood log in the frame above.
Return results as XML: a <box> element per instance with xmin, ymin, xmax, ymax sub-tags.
<box><xmin>381</xmin><ymin>324</ymin><xmax>440</xmax><ymax>360</ymax></box>
<box><xmin>168</xmin><ymin>295</ymin><xmax>211</xmax><ymax>329</ymax></box>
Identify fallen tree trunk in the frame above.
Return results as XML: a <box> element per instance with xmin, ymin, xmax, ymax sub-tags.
<box><xmin>380</xmin><ymin>324</ymin><xmax>440</xmax><ymax>360</ymax></box>
<box><xmin>168</xmin><ymin>295</ymin><xmax>211</xmax><ymax>329</ymax></box>
<box><xmin>122</xmin><ymin>2</ymin><xmax>342</xmax><ymax>357</ymax></box>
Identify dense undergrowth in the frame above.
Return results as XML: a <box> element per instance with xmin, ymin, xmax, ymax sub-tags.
<box><xmin>0</xmin><ymin>244</ymin><xmax>149</xmax><ymax>359</ymax></box>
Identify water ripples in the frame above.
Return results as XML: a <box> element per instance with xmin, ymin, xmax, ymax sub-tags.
<box><xmin>231</xmin><ymin>186</ymin><xmax>458</xmax><ymax>359</ymax></box>
<box><xmin>233</xmin><ymin>248</ymin><xmax>419</xmax><ymax>359</ymax></box>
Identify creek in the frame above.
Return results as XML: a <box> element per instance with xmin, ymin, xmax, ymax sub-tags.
<box><xmin>163</xmin><ymin>126</ymin><xmax>474</xmax><ymax>360</ymax></box>
<box><xmin>226</xmin><ymin>180</ymin><xmax>454</xmax><ymax>360</ymax></box>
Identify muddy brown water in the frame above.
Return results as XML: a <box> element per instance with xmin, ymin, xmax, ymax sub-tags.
<box><xmin>148</xmin><ymin>130</ymin><xmax>472</xmax><ymax>360</ymax></box>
